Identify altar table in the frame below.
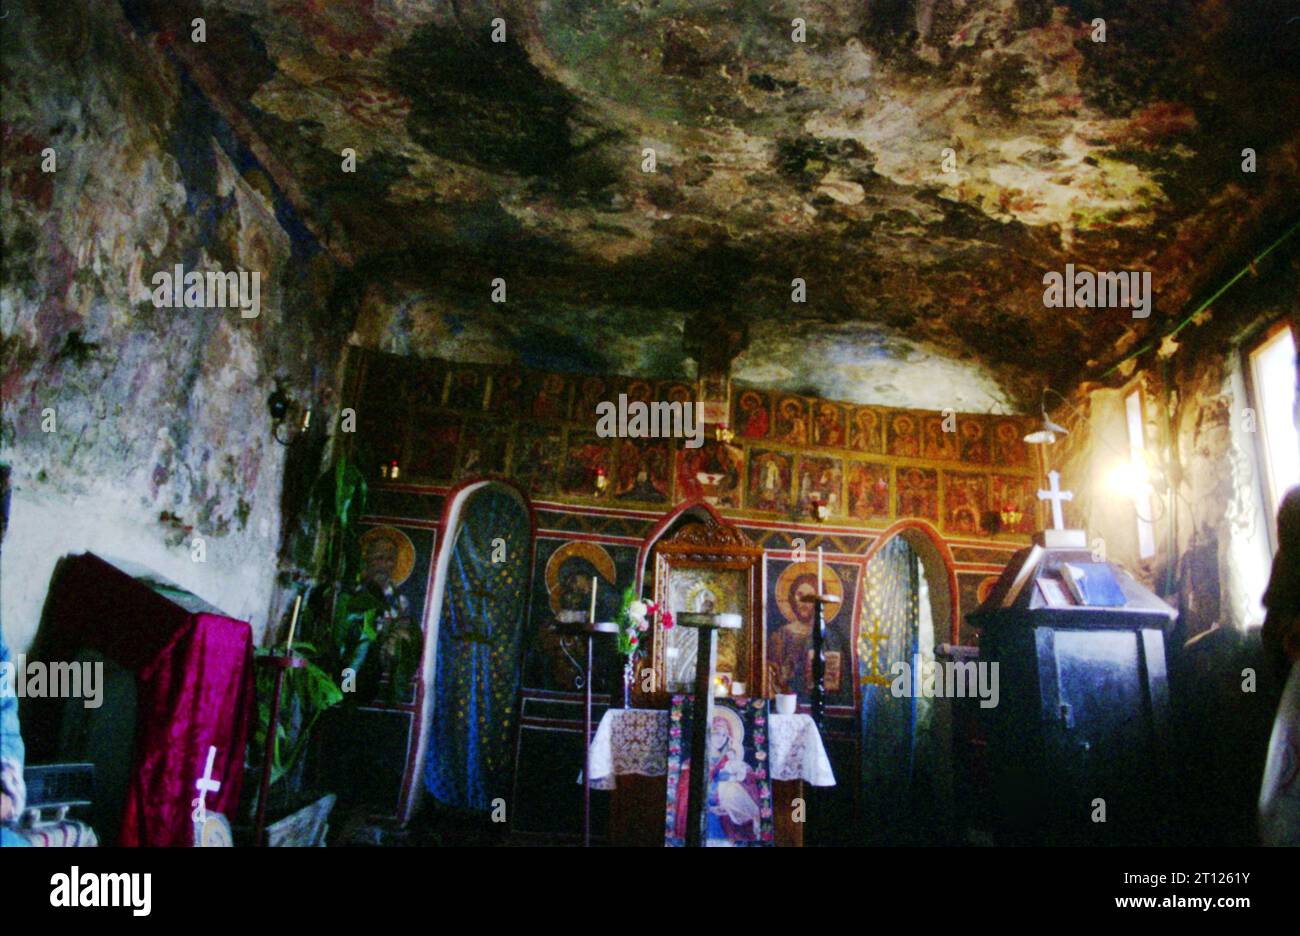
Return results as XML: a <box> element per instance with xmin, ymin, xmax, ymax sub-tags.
<box><xmin>587</xmin><ymin>708</ymin><xmax>836</xmax><ymax>846</ymax></box>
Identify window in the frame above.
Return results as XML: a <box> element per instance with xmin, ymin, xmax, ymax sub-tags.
<box><xmin>1124</xmin><ymin>388</ymin><xmax>1156</xmax><ymax>559</ymax></box>
<box><xmin>1248</xmin><ymin>324</ymin><xmax>1300</xmax><ymax>547</ymax></box>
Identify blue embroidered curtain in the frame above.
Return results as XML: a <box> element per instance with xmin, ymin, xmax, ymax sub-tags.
<box><xmin>424</xmin><ymin>487</ymin><xmax>531</xmax><ymax>812</ymax></box>
<box><xmin>859</xmin><ymin>535</ymin><xmax>920</xmax><ymax>843</ymax></box>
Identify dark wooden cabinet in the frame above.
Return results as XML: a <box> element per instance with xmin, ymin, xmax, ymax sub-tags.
<box><xmin>968</xmin><ymin>534</ymin><xmax>1177</xmax><ymax>845</ymax></box>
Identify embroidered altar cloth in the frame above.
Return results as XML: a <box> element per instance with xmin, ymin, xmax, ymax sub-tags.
<box><xmin>587</xmin><ymin>708</ymin><xmax>836</xmax><ymax>790</ymax></box>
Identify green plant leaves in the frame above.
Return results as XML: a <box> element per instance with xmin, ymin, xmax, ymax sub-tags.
<box><xmin>251</xmin><ymin>454</ymin><xmax>378</xmax><ymax>800</ymax></box>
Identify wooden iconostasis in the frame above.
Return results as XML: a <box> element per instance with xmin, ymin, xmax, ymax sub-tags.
<box><xmin>334</xmin><ymin>348</ymin><xmax>1042</xmax><ymax>830</ymax></box>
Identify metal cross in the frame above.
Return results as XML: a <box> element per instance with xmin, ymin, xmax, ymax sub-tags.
<box><xmin>195</xmin><ymin>745</ymin><xmax>221</xmax><ymax>806</ymax></box>
<box><xmin>1037</xmin><ymin>470</ymin><xmax>1074</xmax><ymax>531</ymax></box>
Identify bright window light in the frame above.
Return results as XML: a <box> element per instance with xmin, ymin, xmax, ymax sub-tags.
<box><xmin>1124</xmin><ymin>389</ymin><xmax>1156</xmax><ymax>559</ymax></box>
<box><xmin>1249</xmin><ymin>326</ymin><xmax>1300</xmax><ymax>543</ymax></box>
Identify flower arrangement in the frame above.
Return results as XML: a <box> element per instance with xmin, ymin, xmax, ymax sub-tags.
<box><xmin>615</xmin><ymin>585</ymin><xmax>673</xmax><ymax>658</ymax></box>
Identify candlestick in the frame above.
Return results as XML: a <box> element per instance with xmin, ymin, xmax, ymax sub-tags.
<box><xmin>817</xmin><ymin>546</ymin><xmax>824</xmax><ymax>593</ymax></box>
<box><xmin>285</xmin><ymin>593</ymin><xmax>302</xmax><ymax>654</ymax></box>
<box><xmin>589</xmin><ymin>576</ymin><xmax>598</xmax><ymax>623</ymax></box>
<box><xmin>798</xmin><ymin>591</ymin><xmax>839</xmax><ymax>728</ymax></box>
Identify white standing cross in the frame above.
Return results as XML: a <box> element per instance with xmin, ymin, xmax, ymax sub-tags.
<box><xmin>1037</xmin><ymin>470</ymin><xmax>1074</xmax><ymax>531</ymax></box>
<box><xmin>194</xmin><ymin>745</ymin><xmax>221</xmax><ymax>817</ymax></box>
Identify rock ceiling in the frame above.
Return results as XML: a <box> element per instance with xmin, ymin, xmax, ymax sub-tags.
<box><xmin>129</xmin><ymin>0</ymin><xmax>1300</xmax><ymax>410</ymax></box>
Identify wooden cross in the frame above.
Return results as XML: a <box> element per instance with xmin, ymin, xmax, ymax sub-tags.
<box><xmin>678</xmin><ymin>611</ymin><xmax>742</xmax><ymax>847</ymax></box>
<box><xmin>1037</xmin><ymin>470</ymin><xmax>1074</xmax><ymax>531</ymax></box>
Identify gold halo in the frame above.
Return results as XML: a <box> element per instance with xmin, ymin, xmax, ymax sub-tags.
<box><xmin>775</xmin><ymin>560</ymin><xmax>844</xmax><ymax>626</ymax></box>
<box><xmin>710</xmin><ymin>705</ymin><xmax>746</xmax><ymax>759</ymax></box>
<box><xmin>545</xmin><ymin>541</ymin><xmax>616</xmax><ymax>616</ymax></box>
<box><xmin>358</xmin><ymin>526</ymin><xmax>416</xmax><ymax>587</ymax></box>
<box><xmin>684</xmin><ymin>581</ymin><xmax>725</xmax><ymax>614</ymax></box>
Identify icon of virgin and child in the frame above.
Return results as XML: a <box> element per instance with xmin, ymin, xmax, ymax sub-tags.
<box><xmin>672</xmin><ymin>705</ymin><xmax>766</xmax><ymax>844</ymax></box>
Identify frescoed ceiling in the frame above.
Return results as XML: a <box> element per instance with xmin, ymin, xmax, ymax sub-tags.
<box><xmin>124</xmin><ymin>0</ymin><xmax>1300</xmax><ymax>410</ymax></box>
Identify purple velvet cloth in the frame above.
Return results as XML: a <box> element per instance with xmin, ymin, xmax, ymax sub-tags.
<box><xmin>40</xmin><ymin>553</ymin><xmax>254</xmax><ymax>847</ymax></box>
<box><xmin>118</xmin><ymin>611</ymin><xmax>253</xmax><ymax>847</ymax></box>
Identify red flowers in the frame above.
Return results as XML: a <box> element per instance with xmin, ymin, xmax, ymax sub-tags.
<box><xmin>647</xmin><ymin>600</ymin><xmax>674</xmax><ymax>630</ymax></box>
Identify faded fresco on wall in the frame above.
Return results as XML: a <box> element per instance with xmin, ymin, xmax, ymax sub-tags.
<box><xmin>990</xmin><ymin>475</ymin><xmax>1037</xmax><ymax>535</ymax></box>
<box><xmin>512</xmin><ymin>426</ymin><xmax>563</xmax><ymax>495</ymax></box>
<box><xmin>846</xmin><ymin>461</ymin><xmax>891</xmax><ymax>521</ymax></box>
<box><xmin>849</xmin><ymin>407</ymin><xmax>885</xmax><ymax>454</ymax></box>
<box><xmin>614</xmin><ymin>439</ymin><xmax>671</xmax><ymax>503</ymax></box>
<box><xmin>958</xmin><ymin>416</ymin><xmax>990</xmax><ymax>464</ymax></box>
<box><xmin>887</xmin><ymin>412</ymin><xmax>922</xmax><ymax>458</ymax></box>
<box><xmin>896</xmin><ymin>467</ymin><xmax>939</xmax><ymax>522</ymax></box>
<box><xmin>796</xmin><ymin>456</ymin><xmax>843</xmax><ymax>516</ymax></box>
<box><xmin>747</xmin><ymin>449</ymin><xmax>796</xmax><ymax>513</ymax></box>
<box><xmin>943</xmin><ymin>472</ymin><xmax>990</xmax><ymax>536</ymax></box>
<box><xmin>675</xmin><ymin>441</ymin><xmax>743</xmax><ymax>508</ymax></box>
<box><xmin>0</xmin><ymin>1</ymin><xmax>338</xmax><ymax>647</ymax></box>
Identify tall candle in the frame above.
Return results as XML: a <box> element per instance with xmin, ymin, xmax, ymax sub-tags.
<box><xmin>817</xmin><ymin>546</ymin><xmax>824</xmax><ymax>594</ymax></box>
<box><xmin>285</xmin><ymin>593</ymin><xmax>302</xmax><ymax>654</ymax></box>
<box><xmin>589</xmin><ymin>576</ymin><xmax>598</xmax><ymax>623</ymax></box>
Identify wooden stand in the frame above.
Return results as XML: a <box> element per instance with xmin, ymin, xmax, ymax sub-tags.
<box><xmin>799</xmin><ymin>593</ymin><xmax>839</xmax><ymax>728</ymax></box>
<box><xmin>678</xmin><ymin>611</ymin><xmax>743</xmax><ymax>847</ymax></box>
<box><xmin>553</xmin><ymin>612</ymin><xmax>618</xmax><ymax>847</ymax></box>
<box><xmin>253</xmin><ymin>653</ymin><xmax>307</xmax><ymax>847</ymax></box>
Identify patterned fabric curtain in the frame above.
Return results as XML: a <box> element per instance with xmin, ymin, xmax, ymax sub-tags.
<box><xmin>859</xmin><ymin>535</ymin><xmax>920</xmax><ymax>843</ymax></box>
<box><xmin>424</xmin><ymin>487</ymin><xmax>531</xmax><ymax>812</ymax></box>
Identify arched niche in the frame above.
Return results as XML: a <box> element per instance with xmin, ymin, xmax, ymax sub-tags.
<box><xmin>859</xmin><ymin>518</ymin><xmax>962</xmax><ymax>844</ymax></box>
<box><xmin>862</xmin><ymin>519</ymin><xmax>959</xmax><ymax>647</ymax></box>
<box><xmin>399</xmin><ymin>477</ymin><xmax>536</xmax><ymax>825</ymax></box>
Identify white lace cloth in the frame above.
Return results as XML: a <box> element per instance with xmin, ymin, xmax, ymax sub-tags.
<box><xmin>586</xmin><ymin>708</ymin><xmax>836</xmax><ymax>790</ymax></box>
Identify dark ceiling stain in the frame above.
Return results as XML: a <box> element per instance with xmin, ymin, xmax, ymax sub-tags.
<box><xmin>389</xmin><ymin>24</ymin><xmax>605</xmax><ymax>184</ymax></box>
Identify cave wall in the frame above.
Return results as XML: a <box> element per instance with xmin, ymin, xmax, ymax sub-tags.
<box><xmin>0</xmin><ymin>1</ymin><xmax>339</xmax><ymax>651</ymax></box>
